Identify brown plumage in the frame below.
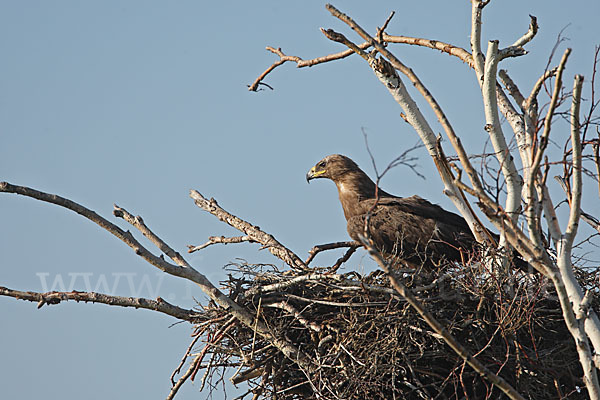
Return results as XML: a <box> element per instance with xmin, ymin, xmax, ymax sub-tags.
<box><xmin>306</xmin><ymin>154</ymin><xmax>477</xmax><ymax>268</ymax></box>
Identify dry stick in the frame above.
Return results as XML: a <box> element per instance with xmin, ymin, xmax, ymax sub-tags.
<box><xmin>197</xmin><ymin>353</ymin><xmax>217</xmax><ymax>393</ymax></box>
<box><xmin>243</xmin><ymin>273</ymin><xmax>336</xmax><ymax>297</ymax></box>
<box><xmin>383</xmin><ymin>35</ymin><xmax>474</xmax><ymax>66</ymax></box>
<box><xmin>376</xmin><ymin>10</ymin><xmax>395</xmax><ymax>44</ymax></box>
<box><xmin>527</xmin><ymin>68</ymin><xmax>558</xmax><ymax>111</ymax></box>
<box><xmin>305</xmin><ymin>240</ymin><xmax>359</xmax><ymax>265</ymax></box>
<box><xmin>357</xmin><ymin>235</ymin><xmax>526</xmax><ymax>400</ymax></box>
<box><xmin>188</xmin><ymin>235</ymin><xmax>256</xmax><ymax>253</ymax></box>
<box><xmin>500</xmin><ymin>67</ymin><xmax>537</xmax><ymax>200</ymax></box>
<box><xmin>494</xmin><ymin>75</ymin><xmax>530</xmax><ymax>198</ymax></box>
<box><xmin>171</xmin><ymin>334</ymin><xmax>203</xmax><ymax>385</ymax></box>
<box><xmin>113</xmin><ymin>205</ymin><xmax>192</xmax><ymax>268</ymax></box>
<box><xmin>498</xmin><ymin>70</ymin><xmax>526</xmax><ymax>109</ymax></box>
<box><xmin>329</xmin><ymin>244</ymin><xmax>359</xmax><ymax>272</ymax></box>
<box><xmin>230</xmin><ymin>355</ymin><xmax>274</xmax><ymax>385</ymax></box>
<box><xmin>248</xmin><ymin>44</ymin><xmax>371</xmax><ymax>91</ymax></box>
<box><xmin>189</xmin><ymin>190</ymin><xmax>307</xmax><ymax>272</ymax></box>
<box><xmin>0</xmin><ymin>286</ymin><xmax>197</xmax><ymax>321</ymax></box>
<box><xmin>524</xmin><ymin>69</ymin><xmax>557</xmax><ymax>195</ymax></box>
<box><xmin>497</xmin><ymin>15</ymin><xmax>537</xmax><ymax>60</ymax></box>
<box><xmin>495</xmin><ymin>74</ymin><xmax>550</xmax><ymax>241</ymax></box>
<box><xmin>265</xmin><ymin>301</ymin><xmax>323</xmax><ymax>333</ymax></box>
<box><xmin>250</xmin><ymin>297</ymin><xmax>262</xmax><ymax>362</ymax></box>
<box><xmin>510</xmin><ymin>15</ymin><xmax>538</xmax><ymax>49</ymax></box>
<box><xmin>566</xmin><ymin>78</ymin><xmax>584</xmax><ymax>245</ymax></box>
<box><xmin>470</xmin><ymin>0</ymin><xmax>532</xmax><ymax>230</ymax></box>
<box><xmin>285</xmin><ymin>292</ymin><xmax>387</xmax><ymax>308</ymax></box>
<box><xmin>0</xmin><ymin>182</ymin><xmax>314</xmax><ymax>374</ymax></box>
<box><xmin>167</xmin><ymin>353</ymin><xmax>202</xmax><ymax>400</ymax></box>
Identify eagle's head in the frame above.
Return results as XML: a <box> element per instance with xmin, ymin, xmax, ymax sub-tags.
<box><xmin>306</xmin><ymin>154</ymin><xmax>360</xmax><ymax>183</ymax></box>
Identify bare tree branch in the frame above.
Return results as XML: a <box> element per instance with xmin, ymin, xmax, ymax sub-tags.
<box><xmin>189</xmin><ymin>190</ymin><xmax>307</xmax><ymax>271</ymax></box>
<box><xmin>510</xmin><ymin>15</ymin><xmax>539</xmax><ymax>49</ymax></box>
<box><xmin>383</xmin><ymin>34</ymin><xmax>473</xmax><ymax>65</ymax></box>
<box><xmin>499</xmin><ymin>69</ymin><xmax>526</xmax><ymax>109</ymax></box>
<box><xmin>188</xmin><ymin>235</ymin><xmax>256</xmax><ymax>253</ymax></box>
<box><xmin>0</xmin><ymin>286</ymin><xmax>198</xmax><ymax>322</ymax></box>
<box><xmin>248</xmin><ymin>44</ymin><xmax>371</xmax><ymax>91</ymax></box>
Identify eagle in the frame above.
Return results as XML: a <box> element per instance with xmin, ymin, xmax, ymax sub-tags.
<box><xmin>306</xmin><ymin>154</ymin><xmax>479</xmax><ymax>268</ymax></box>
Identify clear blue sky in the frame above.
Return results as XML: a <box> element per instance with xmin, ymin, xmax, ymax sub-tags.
<box><xmin>1</xmin><ymin>1</ymin><xmax>599</xmax><ymax>398</ymax></box>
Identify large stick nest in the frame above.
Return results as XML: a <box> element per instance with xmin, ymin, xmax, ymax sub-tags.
<box><xmin>190</xmin><ymin>261</ymin><xmax>596</xmax><ymax>399</ymax></box>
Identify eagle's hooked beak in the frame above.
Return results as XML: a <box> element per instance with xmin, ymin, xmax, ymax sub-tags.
<box><xmin>306</xmin><ymin>167</ymin><xmax>316</xmax><ymax>183</ymax></box>
<box><xmin>306</xmin><ymin>166</ymin><xmax>325</xmax><ymax>183</ymax></box>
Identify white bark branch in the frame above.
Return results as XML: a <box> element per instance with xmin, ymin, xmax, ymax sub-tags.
<box><xmin>565</xmin><ymin>75</ymin><xmax>584</xmax><ymax>244</ymax></box>
<box><xmin>470</xmin><ymin>0</ymin><xmax>487</xmax><ymax>83</ymax></box>
<box><xmin>482</xmin><ymin>41</ymin><xmax>523</xmax><ymax>244</ymax></box>
<box><xmin>510</xmin><ymin>15</ymin><xmax>538</xmax><ymax>48</ymax></box>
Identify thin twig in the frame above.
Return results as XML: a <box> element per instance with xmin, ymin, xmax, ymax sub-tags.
<box><xmin>328</xmin><ymin>244</ymin><xmax>359</xmax><ymax>272</ymax></box>
<box><xmin>305</xmin><ymin>241</ymin><xmax>359</xmax><ymax>265</ymax></box>
<box><xmin>555</xmin><ymin>176</ymin><xmax>600</xmax><ymax>234</ymax></box>
<box><xmin>248</xmin><ymin>44</ymin><xmax>371</xmax><ymax>91</ymax></box>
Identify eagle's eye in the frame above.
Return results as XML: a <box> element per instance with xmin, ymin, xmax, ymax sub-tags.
<box><xmin>318</xmin><ymin>161</ymin><xmax>326</xmax><ymax>168</ymax></box>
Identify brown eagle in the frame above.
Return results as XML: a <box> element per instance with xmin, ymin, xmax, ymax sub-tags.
<box><xmin>306</xmin><ymin>154</ymin><xmax>478</xmax><ymax>268</ymax></box>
